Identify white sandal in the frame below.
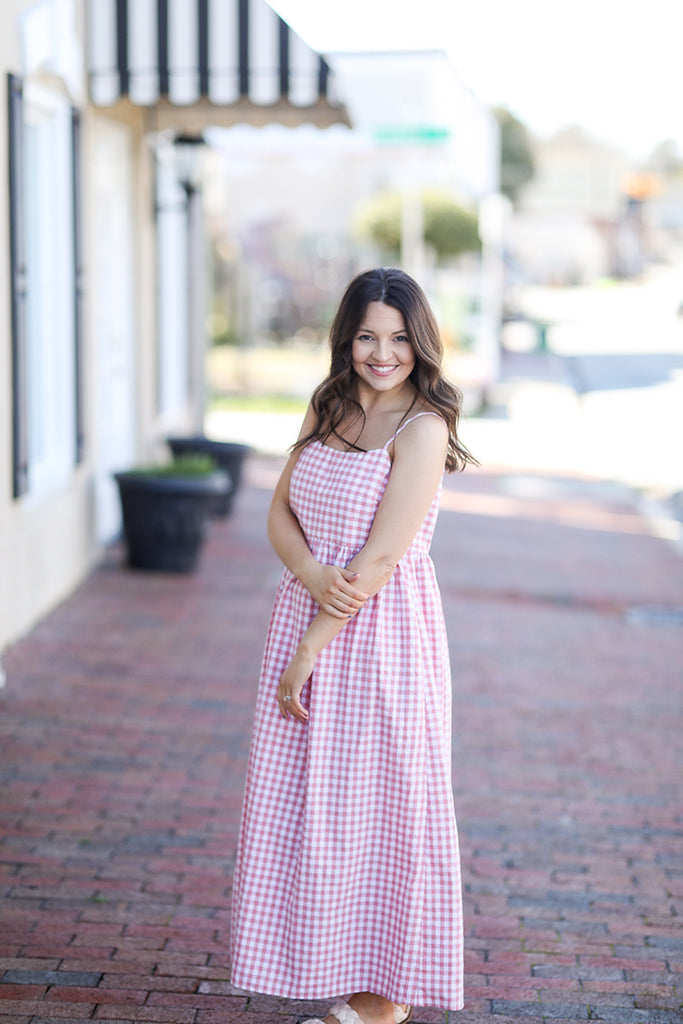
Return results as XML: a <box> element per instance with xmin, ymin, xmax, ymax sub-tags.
<box><xmin>302</xmin><ymin>1000</ymin><xmax>413</xmax><ymax>1024</ymax></box>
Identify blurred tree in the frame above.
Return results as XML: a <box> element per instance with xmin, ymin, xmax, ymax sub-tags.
<box><xmin>423</xmin><ymin>191</ymin><xmax>481</xmax><ymax>258</ymax></box>
<box><xmin>355</xmin><ymin>191</ymin><xmax>402</xmax><ymax>253</ymax></box>
<box><xmin>495</xmin><ymin>106</ymin><xmax>535</xmax><ymax>203</ymax></box>
<box><xmin>355</xmin><ymin>189</ymin><xmax>480</xmax><ymax>260</ymax></box>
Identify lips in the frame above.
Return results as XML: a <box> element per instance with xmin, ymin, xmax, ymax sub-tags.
<box><xmin>368</xmin><ymin>364</ymin><xmax>398</xmax><ymax>376</ymax></box>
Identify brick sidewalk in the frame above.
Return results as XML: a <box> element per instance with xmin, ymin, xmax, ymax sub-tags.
<box><xmin>0</xmin><ymin>458</ymin><xmax>681</xmax><ymax>1024</ymax></box>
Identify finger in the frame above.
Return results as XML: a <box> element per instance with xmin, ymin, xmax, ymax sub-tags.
<box><xmin>339</xmin><ymin>570</ymin><xmax>369</xmax><ymax>596</ymax></box>
<box><xmin>338</xmin><ymin>583</ymin><xmax>369</xmax><ymax>602</ymax></box>
<box><xmin>288</xmin><ymin>694</ymin><xmax>308</xmax><ymax>723</ymax></box>
<box><xmin>329</xmin><ymin>604</ymin><xmax>357</xmax><ymax>619</ymax></box>
<box><xmin>278</xmin><ymin>696</ymin><xmax>294</xmax><ymax>718</ymax></box>
<box><xmin>335</xmin><ymin>587</ymin><xmax>364</xmax><ymax>605</ymax></box>
<box><xmin>277</xmin><ymin>685</ymin><xmax>290</xmax><ymax>712</ymax></box>
<box><xmin>326</xmin><ymin>598</ymin><xmax>362</xmax><ymax>618</ymax></box>
<box><xmin>277</xmin><ymin>687</ymin><xmax>307</xmax><ymax>720</ymax></box>
<box><xmin>322</xmin><ymin>603</ymin><xmax>350</xmax><ymax>620</ymax></box>
<box><xmin>330</xmin><ymin>589</ymin><xmax>364</xmax><ymax>608</ymax></box>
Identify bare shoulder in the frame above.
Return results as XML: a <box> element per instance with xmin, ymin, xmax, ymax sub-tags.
<box><xmin>392</xmin><ymin>410</ymin><xmax>448</xmax><ymax>465</ymax></box>
<box><xmin>399</xmin><ymin>409</ymin><xmax>448</xmax><ymax>443</ymax></box>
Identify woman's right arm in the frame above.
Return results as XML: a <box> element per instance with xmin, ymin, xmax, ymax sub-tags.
<box><xmin>266</xmin><ymin>405</ymin><xmax>369</xmax><ymax>620</ymax></box>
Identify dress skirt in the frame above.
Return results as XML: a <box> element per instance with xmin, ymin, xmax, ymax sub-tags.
<box><xmin>230</xmin><ymin>432</ymin><xmax>464</xmax><ymax>1010</ymax></box>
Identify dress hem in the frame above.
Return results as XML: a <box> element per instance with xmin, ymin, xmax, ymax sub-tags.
<box><xmin>229</xmin><ymin>973</ymin><xmax>465</xmax><ymax>1012</ymax></box>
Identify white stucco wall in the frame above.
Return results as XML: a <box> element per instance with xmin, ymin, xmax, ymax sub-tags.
<box><xmin>0</xmin><ymin>0</ymin><xmax>168</xmax><ymax>656</ymax></box>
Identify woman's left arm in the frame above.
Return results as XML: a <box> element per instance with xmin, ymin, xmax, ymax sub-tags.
<box><xmin>278</xmin><ymin>414</ymin><xmax>449</xmax><ymax>721</ymax></box>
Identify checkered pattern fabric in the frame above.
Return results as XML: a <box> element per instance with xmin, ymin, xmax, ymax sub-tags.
<box><xmin>230</xmin><ymin>415</ymin><xmax>464</xmax><ymax>1010</ymax></box>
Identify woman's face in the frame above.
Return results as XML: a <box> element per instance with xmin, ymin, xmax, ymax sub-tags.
<box><xmin>351</xmin><ymin>302</ymin><xmax>416</xmax><ymax>394</ymax></box>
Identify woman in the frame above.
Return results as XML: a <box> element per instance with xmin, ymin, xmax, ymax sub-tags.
<box><xmin>230</xmin><ymin>268</ymin><xmax>476</xmax><ymax>1024</ymax></box>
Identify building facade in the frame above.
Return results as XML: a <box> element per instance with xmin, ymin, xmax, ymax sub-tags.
<box><xmin>509</xmin><ymin>126</ymin><xmax>630</xmax><ymax>285</ymax></box>
<box><xmin>0</xmin><ymin>0</ymin><xmax>345</xmax><ymax>658</ymax></box>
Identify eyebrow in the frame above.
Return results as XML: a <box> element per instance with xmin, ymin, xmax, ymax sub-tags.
<box><xmin>357</xmin><ymin>327</ymin><xmax>407</xmax><ymax>335</ymax></box>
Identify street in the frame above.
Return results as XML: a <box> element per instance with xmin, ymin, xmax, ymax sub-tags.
<box><xmin>473</xmin><ymin>265</ymin><xmax>683</xmax><ymax>499</ymax></box>
<box><xmin>0</xmin><ymin>450</ymin><xmax>681</xmax><ymax>1023</ymax></box>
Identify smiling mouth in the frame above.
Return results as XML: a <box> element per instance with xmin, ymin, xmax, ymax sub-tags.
<box><xmin>368</xmin><ymin>364</ymin><xmax>398</xmax><ymax>375</ymax></box>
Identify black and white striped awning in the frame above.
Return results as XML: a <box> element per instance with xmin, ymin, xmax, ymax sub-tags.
<box><xmin>87</xmin><ymin>0</ymin><xmax>348</xmax><ymax>128</ymax></box>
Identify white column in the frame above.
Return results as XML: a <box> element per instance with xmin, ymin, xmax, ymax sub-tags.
<box><xmin>478</xmin><ymin>192</ymin><xmax>511</xmax><ymax>387</ymax></box>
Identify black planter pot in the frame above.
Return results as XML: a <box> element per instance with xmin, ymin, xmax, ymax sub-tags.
<box><xmin>166</xmin><ymin>437</ymin><xmax>251</xmax><ymax>516</ymax></box>
<box><xmin>114</xmin><ymin>470</ymin><xmax>230</xmax><ymax>572</ymax></box>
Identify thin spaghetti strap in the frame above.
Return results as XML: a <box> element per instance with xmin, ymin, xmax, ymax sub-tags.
<box><xmin>383</xmin><ymin>411</ymin><xmax>443</xmax><ymax>450</ymax></box>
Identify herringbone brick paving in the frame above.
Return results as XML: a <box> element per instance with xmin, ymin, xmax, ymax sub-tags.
<box><xmin>0</xmin><ymin>457</ymin><xmax>681</xmax><ymax>1023</ymax></box>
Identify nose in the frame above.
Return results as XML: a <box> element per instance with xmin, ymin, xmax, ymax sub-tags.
<box><xmin>373</xmin><ymin>337</ymin><xmax>392</xmax><ymax>361</ymax></box>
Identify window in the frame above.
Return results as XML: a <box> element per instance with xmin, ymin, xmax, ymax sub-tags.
<box><xmin>7</xmin><ymin>74</ymin><xmax>83</xmax><ymax>499</ymax></box>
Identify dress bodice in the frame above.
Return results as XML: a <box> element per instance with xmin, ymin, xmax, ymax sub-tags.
<box><xmin>289</xmin><ymin>440</ymin><xmax>441</xmax><ymax>561</ymax></box>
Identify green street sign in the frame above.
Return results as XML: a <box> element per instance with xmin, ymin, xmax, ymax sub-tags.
<box><xmin>373</xmin><ymin>125</ymin><xmax>451</xmax><ymax>145</ymax></box>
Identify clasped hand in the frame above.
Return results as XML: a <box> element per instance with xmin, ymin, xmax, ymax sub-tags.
<box><xmin>304</xmin><ymin>563</ymin><xmax>369</xmax><ymax>619</ymax></box>
<box><xmin>278</xmin><ymin>564</ymin><xmax>368</xmax><ymax>723</ymax></box>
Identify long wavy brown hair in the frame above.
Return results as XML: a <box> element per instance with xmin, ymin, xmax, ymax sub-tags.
<box><xmin>293</xmin><ymin>267</ymin><xmax>478</xmax><ymax>472</ymax></box>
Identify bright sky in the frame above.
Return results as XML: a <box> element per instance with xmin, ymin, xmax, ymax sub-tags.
<box><xmin>270</xmin><ymin>0</ymin><xmax>681</xmax><ymax>160</ymax></box>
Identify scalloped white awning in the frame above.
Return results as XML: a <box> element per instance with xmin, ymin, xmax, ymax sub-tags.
<box><xmin>87</xmin><ymin>0</ymin><xmax>349</xmax><ymax>129</ymax></box>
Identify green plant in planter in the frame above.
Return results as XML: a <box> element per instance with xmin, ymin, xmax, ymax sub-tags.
<box><xmin>166</xmin><ymin>437</ymin><xmax>251</xmax><ymax>517</ymax></box>
<box><xmin>127</xmin><ymin>454</ymin><xmax>219</xmax><ymax>477</ymax></box>
<box><xmin>113</xmin><ymin>456</ymin><xmax>230</xmax><ymax>573</ymax></box>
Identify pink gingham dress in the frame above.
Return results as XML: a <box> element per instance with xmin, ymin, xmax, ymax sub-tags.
<box><xmin>230</xmin><ymin>414</ymin><xmax>464</xmax><ymax>1011</ymax></box>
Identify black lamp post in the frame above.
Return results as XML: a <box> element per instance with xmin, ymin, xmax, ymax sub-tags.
<box><xmin>173</xmin><ymin>133</ymin><xmax>206</xmax><ymax>430</ymax></box>
<box><xmin>173</xmin><ymin>133</ymin><xmax>205</xmax><ymax>198</ymax></box>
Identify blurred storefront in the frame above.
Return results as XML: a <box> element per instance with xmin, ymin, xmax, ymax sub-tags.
<box><xmin>0</xmin><ymin>0</ymin><xmax>347</xmax><ymax>654</ymax></box>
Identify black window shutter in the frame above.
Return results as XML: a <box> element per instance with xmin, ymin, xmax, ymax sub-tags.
<box><xmin>7</xmin><ymin>73</ymin><xmax>28</xmax><ymax>498</ymax></box>
<box><xmin>72</xmin><ymin>107</ymin><xmax>85</xmax><ymax>463</ymax></box>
